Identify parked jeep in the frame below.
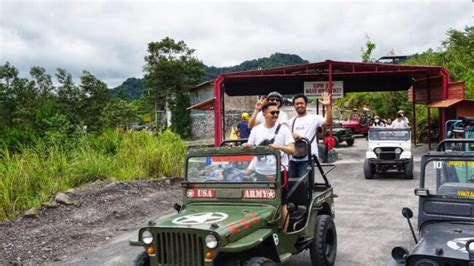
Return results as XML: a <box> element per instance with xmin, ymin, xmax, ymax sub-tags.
<box><xmin>130</xmin><ymin>138</ymin><xmax>337</xmax><ymax>265</ymax></box>
<box><xmin>330</xmin><ymin>124</ymin><xmax>355</xmax><ymax>147</ymax></box>
<box><xmin>363</xmin><ymin>127</ymin><xmax>413</xmax><ymax>179</ymax></box>
<box><xmin>388</xmin><ymin>139</ymin><xmax>474</xmax><ymax>265</ymax></box>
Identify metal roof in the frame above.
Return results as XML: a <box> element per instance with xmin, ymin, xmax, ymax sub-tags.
<box><xmin>218</xmin><ymin>60</ymin><xmax>445</xmax><ymax>96</ymax></box>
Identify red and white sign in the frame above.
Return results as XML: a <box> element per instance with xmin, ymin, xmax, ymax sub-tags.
<box><xmin>303</xmin><ymin>81</ymin><xmax>344</xmax><ymax>98</ymax></box>
<box><xmin>243</xmin><ymin>189</ymin><xmax>276</xmax><ymax>199</ymax></box>
<box><xmin>186</xmin><ymin>188</ymin><xmax>216</xmax><ymax>198</ymax></box>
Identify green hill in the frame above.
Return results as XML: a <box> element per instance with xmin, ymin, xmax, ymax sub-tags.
<box><xmin>112</xmin><ymin>53</ymin><xmax>308</xmax><ymax>101</ymax></box>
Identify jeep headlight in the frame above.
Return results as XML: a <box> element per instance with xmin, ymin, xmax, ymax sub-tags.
<box><xmin>395</xmin><ymin>148</ymin><xmax>402</xmax><ymax>154</ymax></box>
<box><xmin>374</xmin><ymin>148</ymin><xmax>381</xmax><ymax>154</ymax></box>
<box><xmin>141</xmin><ymin>230</ymin><xmax>153</xmax><ymax>244</ymax></box>
<box><xmin>205</xmin><ymin>234</ymin><xmax>218</xmax><ymax>249</ymax></box>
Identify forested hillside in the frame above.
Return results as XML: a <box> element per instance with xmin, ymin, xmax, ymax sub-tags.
<box><xmin>111</xmin><ymin>53</ymin><xmax>308</xmax><ymax>101</ymax></box>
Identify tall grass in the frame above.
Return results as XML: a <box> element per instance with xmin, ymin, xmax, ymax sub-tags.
<box><xmin>0</xmin><ymin>130</ymin><xmax>186</xmax><ymax>220</ymax></box>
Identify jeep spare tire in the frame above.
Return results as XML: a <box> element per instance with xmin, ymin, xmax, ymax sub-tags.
<box><xmin>310</xmin><ymin>214</ymin><xmax>337</xmax><ymax>266</ymax></box>
<box><xmin>364</xmin><ymin>159</ymin><xmax>374</xmax><ymax>179</ymax></box>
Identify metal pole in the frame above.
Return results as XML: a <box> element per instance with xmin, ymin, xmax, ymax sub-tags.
<box><xmin>427</xmin><ymin>76</ymin><xmax>431</xmax><ymax>150</ymax></box>
<box><xmin>412</xmin><ymin>83</ymin><xmax>416</xmax><ymax>146</ymax></box>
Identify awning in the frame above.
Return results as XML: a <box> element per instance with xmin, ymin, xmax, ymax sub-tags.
<box><xmin>187</xmin><ymin>97</ymin><xmax>215</xmax><ymax>110</ymax></box>
<box><xmin>426</xmin><ymin>98</ymin><xmax>463</xmax><ymax>108</ymax></box>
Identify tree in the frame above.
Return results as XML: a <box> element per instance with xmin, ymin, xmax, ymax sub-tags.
<box><xmin>404</xmin><ymin>26</ymin><xmax>473</xmax><ymax>99</ymax></box>
<box><xmin>361</xmin><ymin>35</ymin><xmax>376</xmax><ymax>62</ymax></box>
<box><xmin>143</xmin><ymin>37</ymin><xmax>205</xmax><ymax>138</ymax></box>
<box><xmin>79</xmin><ymin>71</ymin><xmax>111</xmax><ymax>132</ymax></box>
<box><xmin>100</xmin><ymin>98</ymin><xmax>137</xmax><ymax>129</ymax></box>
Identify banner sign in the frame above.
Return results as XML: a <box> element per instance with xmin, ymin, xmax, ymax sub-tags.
<box><xmin>303</xmin><ymin>81</ymin><xmax>344</xmax><ymax>98</ymax></box>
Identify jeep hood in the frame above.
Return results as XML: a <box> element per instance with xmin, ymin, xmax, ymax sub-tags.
<box><xmin>410</xmin><ymin>222</ymin><xmax>474</xmax><ymax>259</ymax></box>
<box><xmin>149</xmin><ymin>204</ymin><xmax>277</xmax><ymax>241</ymax></box>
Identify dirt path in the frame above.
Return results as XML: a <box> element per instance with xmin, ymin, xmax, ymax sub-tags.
<box><xmin>0</xmin><ymin>179</ymin><xmax>182</xmax><ymax>265</ymax></box>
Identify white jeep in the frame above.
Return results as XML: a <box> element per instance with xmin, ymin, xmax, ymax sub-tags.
<box><xmin>364</xmin><ymin>127</ymin><xmax>413</xmax><ymax>179</ymax></box>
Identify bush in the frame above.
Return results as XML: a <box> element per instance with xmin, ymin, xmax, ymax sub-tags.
<box><xmin>0</xmin><ymin>130</ymin><xmax>187</xmax><ymax>220</ymax></box>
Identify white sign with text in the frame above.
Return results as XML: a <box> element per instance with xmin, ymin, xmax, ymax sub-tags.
<box><xmin>303</xmin><ymin>81</ymin><xmax>344</xmax><ymax>98</ymax></box>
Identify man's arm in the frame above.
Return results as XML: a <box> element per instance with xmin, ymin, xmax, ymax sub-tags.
<box><xmin>248</xmin><ymin>109</ymin><xmax>260</xmax><ymax>129</ymax></box>
<box><xmin>270</xmin><ymin>143</ymin><xmax>295</xmax><ymax>155</ymax></box>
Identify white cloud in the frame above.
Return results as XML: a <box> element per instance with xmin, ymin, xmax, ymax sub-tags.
<box><xmin>0</xmin><ymin>0</ymin><xmax>471</xmax><ymax>87</ymax></box>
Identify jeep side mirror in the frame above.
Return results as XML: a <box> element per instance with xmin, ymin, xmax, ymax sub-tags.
<box><xmin>391</xmin><ymin>246</ymin><xmax>409</xmax><ymax>264</ymax></box>
<box><xmin>402</xmin><ymin>207</ymin><xmax>413</xmax><ymax>219</ymax></box>
<box><xmin>174</xmin><ymin>203</ymin><xmax>182</xmax><ymax>213</ymax></box>
<box><xmin>401</xmin><ymin>207</ymin><xmax>417</xmax><ymax>244</ymax></box>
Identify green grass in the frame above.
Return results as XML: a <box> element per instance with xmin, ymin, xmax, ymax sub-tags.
<box><xmin>0</xmin><ymin>130</ymin><xmax>186</xmax><ymax>220</ymax></box>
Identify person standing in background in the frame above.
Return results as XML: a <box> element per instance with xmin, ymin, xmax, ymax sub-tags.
<box><xmin>237</xmin><ymin>112</ymin><xmax>251</xmax><ymax>139</ymax></box>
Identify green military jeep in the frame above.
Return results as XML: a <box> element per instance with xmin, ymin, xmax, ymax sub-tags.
<box><xmin>130</xmin><ymin>138</ymin><xmax>337</xmax><ymax>265</ymax></box>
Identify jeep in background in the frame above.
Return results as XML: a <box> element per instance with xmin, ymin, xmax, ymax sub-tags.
<box><xmin>129</xmin><ymin>139</ymin><xmax>337</xmax><ymax>265</ymax></box>
<box><xmin>364</xmin><ymin>127</ymin><xmax>413</xmax><ymax>179</ymax></box>
<box><xmin>388</xmin><ymin>139</ymin><xmax>474</xmax><ymax>266</ymax></box>
<box><xmin>323</xmin><ymin>124</ymin><xmax>355</xmax><ymax>147</ymax></box>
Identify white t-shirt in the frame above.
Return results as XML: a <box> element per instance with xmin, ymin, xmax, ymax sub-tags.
<box><xmin>247</xmin><ymin>123</ymin><xmax>294</xmax><ymax>169</ymax></box>
<box><xmin>391</xmin><ymin>119</ymin><xmax>409</xmax><ymax>128</ymax></box>
<box><xmin>256</xmin><ymin>110</ymin><xmax>288</xmax><ymax>125</ymax></box>
<box><xmin>288</xmin><ymin>114</ymin><xmax>325</xmax><ymax>161</ymax></box>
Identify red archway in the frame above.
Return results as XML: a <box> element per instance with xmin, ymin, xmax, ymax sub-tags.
<box><xmin>212</xmin><ymin>60</ymin><xmax>460</xmax><ymax>147</ymax></box>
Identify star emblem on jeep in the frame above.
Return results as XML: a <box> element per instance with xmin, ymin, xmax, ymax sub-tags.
<box><xmin>172</xmin><ymin>212</ymin><xmax>228</xmax><ymax>225</ymax></box>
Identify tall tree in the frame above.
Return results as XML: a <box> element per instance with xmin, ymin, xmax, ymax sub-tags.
<box><xmin>361</xmin><ymin>35</ymin><xmax>376</xmax><ymax>62</ymax></box>
<box><xmin>143</xmin><ymin>37</ymin><xmax>205</xmax><ymax>138</ymax></box>
<box><xmin>79</xmin><ymin>71</ymin><xmax>111</xmax><ymax>132</ymax></box>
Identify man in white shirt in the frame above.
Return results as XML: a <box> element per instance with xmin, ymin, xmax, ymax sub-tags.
<box><xmin>243</xmin><ymin>101</ymin><xmax>295</xmax><ymax>231</ymax></box>
<box><xmin>248</xmin><ymin>91</ymin><xmax>289</xmax><ymax>129</ymax></box>
<box><xmin>288</xmin><ymin>92</ymin><xmax>333</xmax><ymax>178</ymax></box>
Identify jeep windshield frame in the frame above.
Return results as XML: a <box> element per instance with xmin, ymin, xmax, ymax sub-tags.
<box><xmin>420</xmin><ymin>155</ymin><xmax>474</xmax><ymax>199</ymax></box>
<box><xmin>368</xmin><ymin>127</ymin><xmax>411</xmax><ymax>141</ymax></box>
<box><xmin>417</xmin><ymin>152</ymin><xmax>474</xmax><ymax>227</ymax></box>
<box><xmin>183</xmin><ymin>146</ymin><xmax>282</xmax><ymax>185</ymax></box>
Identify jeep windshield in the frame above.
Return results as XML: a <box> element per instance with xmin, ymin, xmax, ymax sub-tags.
<box><xmin>186</xmin><ymin>154</ymin><xmax>278</xmax><ymax>183</ymax></box>
<box><xmin>423</xmin><ymin>158</ymin><xmax>474</xmax><ymax>199</ymax></box>
<box><xmin>369</xmin><ymin>128</ymin><xmax>410</xmax><ymax>141</ymax></box>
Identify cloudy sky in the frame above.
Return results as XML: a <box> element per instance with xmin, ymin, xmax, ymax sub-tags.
<box><xmin>0</xmin><ymin>0</ymin><xmax>472</xmax><ymax>87</ymax></box>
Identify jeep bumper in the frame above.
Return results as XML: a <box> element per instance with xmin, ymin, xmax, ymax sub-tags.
<box><xmin>367</xmin><ymin>158</ymin><xmax>411</xmax><ymax>165</ymax></box>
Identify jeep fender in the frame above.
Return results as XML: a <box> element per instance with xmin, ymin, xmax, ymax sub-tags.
<box><xmin>220</xmin><ymin>228</ymin><xmax>273</xmax><ymax>252</ymax></box>
<box><xmin>400</xmin><ymin>151</ymin><xmax>412</xmax><ymax>160</ymax></box>
<box><xmin>366</xmin><ymin>151</ymin><xmax>377</xmax><ymax>159</ymax></box>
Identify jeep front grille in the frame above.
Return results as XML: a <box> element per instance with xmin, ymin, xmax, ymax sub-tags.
<box><xmin>376</xmin><ymin>147</ymin><xmax>400</xmax><ymax>160</ymax></box>
<box><xmin>156</xmin><ymin>232</ymin><xmax>204</xmax><ymax>266</ymax></box>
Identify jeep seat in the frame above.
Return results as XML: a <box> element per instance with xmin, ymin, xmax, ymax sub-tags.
<box><xmin>286</xmin><ymin>169</ymin><xmax>310</xmax><ymax>222</ymax></box>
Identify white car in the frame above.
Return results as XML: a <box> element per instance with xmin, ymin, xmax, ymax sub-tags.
<box><xmin>364</xmin><ymin>127</ymin><xmax>413</xmax><ymax>179</ymax></box>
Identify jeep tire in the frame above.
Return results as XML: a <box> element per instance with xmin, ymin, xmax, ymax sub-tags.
<box><xmin>364</xmin><ymin>159</ymin><xmax>374</xmax><ymax>179</ymax></box>
<box><xmin>346</xmin><ymin>139</ymin><xmax>355</xmax><ymax>146</ymax></box>
<box><xmin>244</xmin><ymin>257</ymin><xmax>275</xmax><ymax>266</ymax></box>
<box><xmin>134</xmin><ymin>251</ymin><xmax>150</xmax><ymax>266</ymax></box>
<box><xmin>310</xmin><ymin>214</ymin><xmax>337</xmax><ymax>266</ymax></box>
<box><xmin>404</xmin><ymin>158</ymin><xmax>414</xmax><ymax>179</ymax></box>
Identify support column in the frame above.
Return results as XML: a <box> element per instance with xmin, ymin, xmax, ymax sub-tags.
<box><xmin>213</xmin><ymin>76</ymin><xmax>224</xmax><ymax>147</ymax></box>
<box><xmin>412</xmin><ymin>84</ymin><xmax>416</xmax><ymax>146</ymax></box>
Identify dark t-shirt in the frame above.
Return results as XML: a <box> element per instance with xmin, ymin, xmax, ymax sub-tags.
<box><xmin>237</xmin><ymin>121</ymin><xmax>251</xmax><ymax>139</ymax></box>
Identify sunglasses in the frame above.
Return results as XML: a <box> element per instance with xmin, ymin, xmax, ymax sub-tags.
<box><xmin>268</xmin><ymin>98</ymin><xmax>281</xmax><ymax>102</ymax></box>
<box><xmin>269</xmin><ymin>111</ymin><xmax>280</xmax><ymax>116</ymax></box>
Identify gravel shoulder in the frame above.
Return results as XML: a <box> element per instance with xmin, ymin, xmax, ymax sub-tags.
<box><xmin>0</xmin><ymin>178</ymin><xmax>182</xmax><ymax>265</ymax></box>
